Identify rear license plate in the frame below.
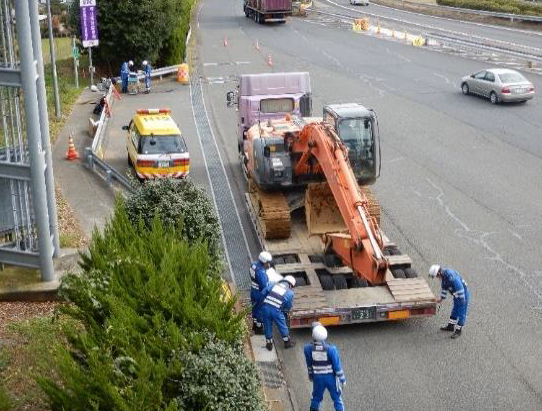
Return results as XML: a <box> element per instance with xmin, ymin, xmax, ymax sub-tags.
<box><xmin>351</xmin><ymin>307</ymin><xmax>376</xmax><ymax>321</ymax></box>
<box><xmin>514</xmin><ymin>88</ymin><xmax>526</xmax><ymax>94</ymax></box>
<box><xmin>158</xmin><ymin>161</ymin><xmax>170</xmax><ymax>168</ymax></box>
<box><xmin>388</xmin><ymin>310</ymin><xmax>410</xmax><ymax>320</ymax></box>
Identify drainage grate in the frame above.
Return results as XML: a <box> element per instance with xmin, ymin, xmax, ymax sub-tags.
<box><xmin>190</xmin><ymin>69</ymin><xmax>252</xmax><ymax>290</ymax></box>
<box><xmin>257</xmin><ymin>361</ymin><xmax>283</xmax><ymax>389</ymax></box>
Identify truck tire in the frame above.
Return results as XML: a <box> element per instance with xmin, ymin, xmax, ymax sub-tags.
<box><xmin>404</xmin><ymin>268</ymin><xmax>418</xmax><ymax>278</ymax></box>
<box><xmin>389</xmin><ymin>247</ymin><xmax>402</xmax><ymax>256</ymax></box>
<box><xmin>296</xmin><ymin>277</ymin><xmax>307</xmax><ymax>286</ymax></box>
<box><xmin>319</xmin><ymin>273</ymin><xmax>334</xmax><ymax>291</ymax></box>
<box><xmin>351</xmin><ymin>275</ymin><xmax>368</xmax><ymax>288</ymax></box>
<box><xmin>324</xmin><ymin>253</ymin><xmax>342</xmax><ymax>268</ymax></box>
<box><xmin>333</xmin><ymin>274</ymin><xmax>348</xmax><ymax>290</ymax></box>
<box><xmin>391</xmin><ymin>268</ymin><xmax>406</xmax><ymax>279</ymax></box>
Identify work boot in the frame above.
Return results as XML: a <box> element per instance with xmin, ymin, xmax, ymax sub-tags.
<box><xmin>284</xmin><ymin>338</ymin><xmax>296</xmax><ymax>349</ymax></box>
<box><xmin>252</xmin><ymin>321</ymin><xmax>264</xmax><ymax>335</ymax></box>
<box><xmin>440</xmin><ymin>323</ymin><xmax>455</xmax><ymax>332</ymax></box>
<box><xmin>266</xmin><ymin>339</ymin><xmax>273</xmax><ymax>351</ymax></box>
<box><xmin>451</xmin><ymin>327</ymin><xmax>462</xmax><ymax>339</ymax></box>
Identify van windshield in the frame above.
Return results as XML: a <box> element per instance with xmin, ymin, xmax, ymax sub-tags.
<box><xmin>139</xmin><ymin>135</ymin><xmax>186</xmax><ymax>155</ymax></box>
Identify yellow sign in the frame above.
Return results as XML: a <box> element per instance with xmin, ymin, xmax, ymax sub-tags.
<box><xmin>412</xmin><ymin>37</ymin><xmax>426</xmax><ymax>47</ymax></box>
<box><xmin>388</xmin><ymin>310</ymin><xmax>410</xmax><ymax>320</ymax></box>
<box><xmin>352</xmin><ymin>18</ymin><xmax>369</xmax><ymax>32</ymax></box>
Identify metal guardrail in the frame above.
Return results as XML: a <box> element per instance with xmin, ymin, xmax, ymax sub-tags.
<box><xmin>83</xmin><ymin>148</ymin><xmax>134</xmax><ymax>193</ymax></box>
<box><xmin>113</xmin><ymin>64</ymin><xmax>181</xmax><ymax>84</ymax></box>
<box><xmin>395</xmin><ymin>1</ymin><xmax>542</xmax><ymax>23</ymax></box>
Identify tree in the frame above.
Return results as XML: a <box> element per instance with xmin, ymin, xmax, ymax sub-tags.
<box><xmin>68</xmin><ymin>0</ymin><xmax>184</xmax><ymax>73</ymax></box>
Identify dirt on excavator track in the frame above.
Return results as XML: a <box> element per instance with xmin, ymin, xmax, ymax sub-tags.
<box><xmin>249</xmin><ymin>180</ymin><xmax>291</xmax><ymax>239</ymax></box>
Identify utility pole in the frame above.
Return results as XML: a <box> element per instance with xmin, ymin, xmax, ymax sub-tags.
<box><xmin>46</xmin><ymin>0</ymin><xmax>61</xmax><ymax>118</ymax></box>
<box><xmin>89</xmin><ymin>46</ymin><xmax>94</xmax><ymax>87</ymax></box>
<box><xmin>73</xmin><ymin>36</ymin><xmax>79</xmax><ymax>88</ymax></box>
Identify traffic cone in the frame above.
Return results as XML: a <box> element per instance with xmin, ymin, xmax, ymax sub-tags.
<box><xmin>223</xmin><ymin>36</ymin><xmax>228</xmax><ymax>47</ymax></box>
<box><xmin>65</xmin><ymin>135</ymin><xmax>79</xmax><ymax>161</ymax></box>
<box><xmin>255</xmin><ymin>39</ymin><xmax>260</xmax><ymax>50</ymax></box>
<box><xmin>267</xmin><ymin>53</ymin><xmax>273</xmax><ymax>66</ymax></box>
<box><xmin>392</xmin><ymin>29</ymin><xmax>396</xmax><ymax>38</ymax></box>
<box><xmin>377</xmin><ymin>19</ymin><xmax>380</xmax><ymax>35</ymax></box>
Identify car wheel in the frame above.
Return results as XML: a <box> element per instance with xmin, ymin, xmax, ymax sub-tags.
<box><xmin>127</xmin><ymin>155</ymin><xmax>133</xmax><ymax>167</ymax></box>
<box><xmin>490</xmin><ymin>91</ymin><xmax>499</xmax><ymax>105</ymax></box>
<box><xmin>461</xmin><ymin>83</ymin><xmax>469</xmax><ymax>95</ymax></box>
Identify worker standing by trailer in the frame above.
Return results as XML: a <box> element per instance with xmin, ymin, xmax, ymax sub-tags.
<box><xmin>142</xmin><ymin>60</ymin><xmax>152</xmax><ymax>93</ymax></box>
<box><xmin>261</xmin><ymin>276</ymin><xmax>296</xmax><ymax>350</ymax></box>
<box><xmin>304</xmin><ymin>323</ymin><xmax>346</xmax><ymax>411</ymax></box>
<box><xmin>429</xmin><ymin>264</ymin><xmax>470</xmax><ymax>339</ymax></box>
<box><xmin>250</xmin><ymin>251</ymin><xmax>273</xmax><ymax>334</ymax></box>
<box><xmin>120</xmin><ymin>61</ymin><xmax>130</xmax><ymax>93</ymax></box>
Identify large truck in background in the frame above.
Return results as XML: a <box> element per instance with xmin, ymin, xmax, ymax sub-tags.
<box><xmin>226</xmin><ymin>72</ymin><xmax>312</xmax><ymax>155</ymax></box>
<box><xmin>243</xmin><ymin>0</ymin><xmax>293</xmax><ymax>24</ymax></box>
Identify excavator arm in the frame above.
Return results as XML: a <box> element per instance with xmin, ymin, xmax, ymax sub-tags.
<box><xmin>294</xmin><ymin>123</ymin><xmax>388</xmax><ymax>285</ymax></box>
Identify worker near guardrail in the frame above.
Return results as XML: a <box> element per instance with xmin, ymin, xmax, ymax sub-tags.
<box><xmin>120</xmin><ymin>60</ymin><xmax>133</xmax><ymax>93</ymax></box>
<box><xmin>261</xmin><ymin>275</ymin><xmax>296</xmax><ymax>351</ymax></box>
<box><xmin>250</xmin><ymin>251</ymin><xmax>273</xmax><ymax>335</ymax></box>
<box><xmin>429</xmin><ymin>264</ymin><xmax>470</xmax><ymax>339</ymax></box>
<box><xmin>142</xmin><ymin>60</ymin><xmax>152</xmax><ymax>93</ymax></box>
<box><xmin>304</xmin><ymin>323</ymin><xmax>346</xmax><ymax>411</ymax></box>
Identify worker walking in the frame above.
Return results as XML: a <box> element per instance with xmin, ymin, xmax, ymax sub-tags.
<box><xmin>304</xmin><ymin>323</ymin><xmax>346</xmax><ymax>411</ymax></box>
<box><xmin>250</xmin><ymin>251</ymin><xmax>273</xmax><ymax>335</ymax></box>
<box><xmin>120</xmin><ymin>60</ymin><xmax>133</xmax><ymax>93</ymax></box>
<box><xmin>142</xmin><ymin>60</ymin><xmax>152</xmax><ymax>93</ymax></box>
<box><xmin>261</xmin><ymin>275</ymin><xmax>296</xmax><ymax>351</ymax></box>
<box><xmin>429</xmin><ymin>264</ymin><xmax>470</xmax><ymax>339</ymax></box>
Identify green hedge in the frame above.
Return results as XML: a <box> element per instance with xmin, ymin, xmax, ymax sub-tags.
<box><xmin>436</xmin><ymin>0</ymin><xmax>542</xmax><ymax>16</ymax></box>
<box><xmin>38</xmin><ymin>184</ymin><xmax>267</xmax><ymax>411</ymax></box>
<box><xmin>160</xmin><ymin>0</ymin><xmax>196</xmax><ymax>66</ymax></box>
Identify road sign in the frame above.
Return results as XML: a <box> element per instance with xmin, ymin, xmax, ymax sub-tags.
<box><xmin>73</xmin><ymin>46</ymin><xmax>80</xmax><ymax>59</ymax></box>
<box><xmin>80</xmin><ymin>0</ymin><xmax>99</xmax><ymax>48</ymax></box>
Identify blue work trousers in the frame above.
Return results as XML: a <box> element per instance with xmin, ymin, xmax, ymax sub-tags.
<box><xmin>121</xmin><ymin>77</ymin><xmax>128</xmax><ymax>93</ymax></box>
<box><xmin>144</xmin><ymin>75</ymin><xmax>151</xmax><ymax>89</ymax></box>
<box><xmin>252</xmin><ymin>301</ymin><xmax>264</xmax><ymax>324</ymax></box>
<box><xmin>450</xmin><ymin>287</ymin><xmax>470</xmax><ymax>326</ymax></box>
<box><xmin>310</xmin><ymin>375</ymin><xmax>344</xmax><ymax>411</ymax></box>
<box><xmin>262</xmin><ymin>305</ymin><xmax>289</xmax><ymax>340</ymax></box>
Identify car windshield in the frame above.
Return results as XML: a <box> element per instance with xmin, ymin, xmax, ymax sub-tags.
<box><xmin>498</xmin><ymin>72</ymin><xmax>527</xmax><ymax>83</ymax></box>
<box><xmin>139</xmin><ymin>135</ymin><xmax>186</xmax><ymax>155</ymax></box>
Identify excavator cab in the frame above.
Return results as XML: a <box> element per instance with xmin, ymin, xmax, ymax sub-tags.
<box><xmin>323</xmin><ymin>104</ymin><xmax>380</xmax><ymax>185</ymax></box>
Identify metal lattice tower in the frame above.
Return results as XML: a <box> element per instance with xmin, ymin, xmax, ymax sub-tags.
<box><xmin>0</xmin><ymin>0</ymin><xmax>59</xmax><ymax>281</ymax></box>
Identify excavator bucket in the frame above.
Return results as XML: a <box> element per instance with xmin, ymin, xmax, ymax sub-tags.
<box><xmin>305</xmin><ymin>183</ymin><xmax>347</xmax><ymax>236</ymax></box>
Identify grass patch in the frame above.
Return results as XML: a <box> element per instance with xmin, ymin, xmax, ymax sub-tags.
<box><xmin>436</xmin><ymin>0</ymin><xmax>542</xmax><ymax>16</ymax></box>
<box><xmin>41</xmin><ymin>37</ymin><xmax>73</xmax><ymax>65</ymax></box>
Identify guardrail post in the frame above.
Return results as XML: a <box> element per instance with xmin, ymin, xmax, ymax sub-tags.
<box><xmin>106</xmin><ymin>170</ymin><xmax>112</xmax><ymax>186</ymax></box>
<box><xmin>84</xmin><ymin>147</ymin><xmax>94</xmax><ymax>170</ymax></box>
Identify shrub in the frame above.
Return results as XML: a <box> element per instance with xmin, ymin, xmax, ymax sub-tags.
<box><xmin>159</xmin><ymin>0</ymin><xmax>196</xmax><ymax>65</ymax></box>
<box><xmin>436</xmin><ymin>0</ymin><xmax>542</xmax><ymax>16</ymax></box>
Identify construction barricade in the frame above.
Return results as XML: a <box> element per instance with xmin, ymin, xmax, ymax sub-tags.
<box><xmin>177</xmin><ymin>63</ymin><xmax>189</xmax><ymax>84</ymax></box>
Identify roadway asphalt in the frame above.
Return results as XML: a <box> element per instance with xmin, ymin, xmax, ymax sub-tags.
<box><xmin>319</xmin><ymin>0</ymin><xmax>542</xmax><ymax>50</ymax></box>
<box><xmin>104</xmin><ymin>1</ymin><xmax>542</xmax><ymax>410</ymax></box>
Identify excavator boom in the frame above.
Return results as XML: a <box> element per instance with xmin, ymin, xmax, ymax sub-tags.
<box><xmin>296</xmin><ymin>122</ymin><xmax>388</xmax><ymax>284</ymax></box>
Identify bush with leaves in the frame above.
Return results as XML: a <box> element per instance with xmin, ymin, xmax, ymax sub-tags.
<box><xmin>436</xmin><ymin>0</ymin><xmax>542</xmax><ymax>16</ymax></box>
<box><xmin>124</xmin><ymin>179</ymin><xmax>222</xmax><ymax>272</ymax></box>
<box><xmin>38</xmin><ymin>204</ymin><xmax>265</xmax><ymax>411</ymax></box>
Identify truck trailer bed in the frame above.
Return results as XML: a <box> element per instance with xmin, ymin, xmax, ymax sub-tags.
<box><xmin>245</xmin><ymin>193</ymin><xmax>437</xmax><ymax>328</ymax></box>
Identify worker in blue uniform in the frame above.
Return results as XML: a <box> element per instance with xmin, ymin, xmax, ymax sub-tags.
<box><xmin>429</xmin><ymin>264</ymin><xmax>470</xmax><ymax>339</ymax></box>
<box><xmin>304</xmin><ymin>323</ymin><xmax>346</xmax><ymax>411</ymax></box>
<box><xmin>142</xmin><ymin>60</ymin><xmax>152</xmax><ymax>93</ymax></box>
<box><xmin>250</xmin><ymin>251</ymin><xmax>273</xmax><ymax>334</ymax></box>
<box><xmin>120</xmin><ymin>60</ymin><xmax>133</xmax><ymax>93</ymax></box>
<box><xmin>261</xmin><ymin>275</ymin><xmax>296</xmax><ymax>350</ymax></box>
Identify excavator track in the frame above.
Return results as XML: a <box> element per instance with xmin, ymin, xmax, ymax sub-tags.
<box><xmin>248</xmin><ymin>180</ymin><xmax>291</xmax><ymax>239</ymax></box>
<box><xmin>359</xmin><ymin>185</ymin><xmax>381</xmax><ymax>226</ymax></box>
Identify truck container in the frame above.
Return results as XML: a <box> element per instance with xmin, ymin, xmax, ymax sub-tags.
<box><xmin>244</xmin><ymin>0</ymin><xmax>293</xmax><ymax>23</ymax></box>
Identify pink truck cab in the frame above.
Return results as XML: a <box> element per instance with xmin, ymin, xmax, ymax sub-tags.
<box><xmin>226</xmin><ymin>72</ymin><xmax>312</xmax><ymax>154</ymax></box>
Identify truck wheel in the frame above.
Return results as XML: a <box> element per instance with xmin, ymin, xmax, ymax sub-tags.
<box><xmin>404</xmin><ymin>268</ymin><xmax>418</xmax><ymax>278</ymax></box>
<box><xmin>324</xmin><ymin>253</ymin><xmax>342</xmax><ymax>268</ymax></box>
<box><xmin>351</xmin><ymin>276</ymin><xmax>368</xmax><ymax>288</ymax></box>
<box><xmin>391</xmin><ymin>268</ymin><xmax>406</xmax><ymax>279</ymax></box>
<box><xmin>296</xmin><ymin>277</ymin><xmax>307</xmax><ymax>286</ymax></box>
<box><xmin>244</xmin><ymin>7</ymin><xmax>249</xmax><ymax>17</ymax></box>
<box><xmin>333</xmin><ymin>274</ymin><xmax>348</xmax><ymax>290</ymax></box>
<box><xmin>389</xmin><ymin>247</ymin><xmax>402</xmax><ymax>256</ymax></box>
<box><xmin>319</xmin><ymin>274</ymin><xmax>334</xmax><ymax>291</ymax></box>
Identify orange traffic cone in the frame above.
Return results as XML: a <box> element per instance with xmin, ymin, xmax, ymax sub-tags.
<box><xmin>377</xmin><ymin>19</ymin><xmax>381</xmax><ymax>35</ymax></box>
<box><xmin>255</xmin><ymin>39</ymin><xmax>260</xmax><ymax>50</ymax></box>
<box><xmin>65</xmin><ymin>135</ymin><xmax>79</xmax><ymax>161</ymax></box>
<box><xmin>267</xmin><ymin>53</ymin><xmax>273</xmax><ymax>66</ymax></box>
<box><xmin>223</xmin><ymin>36</ymin><xmax>228</xmax><ymax>47</ymax></box>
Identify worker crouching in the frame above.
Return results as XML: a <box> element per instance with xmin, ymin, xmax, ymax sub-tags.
<box><xmin>250</xmin><ymin>251</ymin><xmax>273</xmax><ymax>335</ymax></box>
<box><xmin>262</xmin><ymin>275</ymin><xmax>296</xmax><ymax>350</ymax></box>
<box><xmin>304</xmin><ymin>323</ymin><xmax>346</xmax><ymax>411</ymax></box>
<box><xmin>429</xmin><ymin>264</ymin><xmax>470</xmax><ymax>339</ymax></box>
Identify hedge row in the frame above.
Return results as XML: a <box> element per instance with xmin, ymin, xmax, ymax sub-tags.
<box><xmin>436</xmin><ymin>0</ymin><xmax>542</xmax><ymax>16</ymax></box>
<box><xmin>39</xmin><ymin>180</ymin><xmax>268</xmax><ymax>411</ymax></box>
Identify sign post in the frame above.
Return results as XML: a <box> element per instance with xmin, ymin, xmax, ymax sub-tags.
<box><xmin>79</xmin><ymin>0</ymin><xmax>99</xmax><ymax>88</ymax></box>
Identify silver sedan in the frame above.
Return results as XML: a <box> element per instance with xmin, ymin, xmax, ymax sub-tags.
<box><xmin>460</xmin><ymin>68</ymin><xmax>535</xmax><ymax>104</ymax></box>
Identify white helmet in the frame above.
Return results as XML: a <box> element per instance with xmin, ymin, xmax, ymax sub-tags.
<box><xmin>266</xmin><ymin>267</ymin><xmax>283</xmax><ymax>283</ymax></box>
<box><xmin>428</xmin><ymin>264</ymin><xmax>441</xmax><ymax>278</ymax></box>
<box><xmin>128</xmin><ymin>60</ymin><xmax>134</xmax><ymax>66</ymax></box>
<box><xmin>312</xmin><ymin>324</ymin><xmax>328</xmax><ymax>342</ymax></box>
<box><xmin>142</xmin><ymin>60</ymin><xmax>148</xmax><ymax>66</ymax></box>
<box><xmin>282</xmin><ymin>275</ymin><xmax>296</xmax><ymax>288</ymax></box>
<box><xmin>258</xmin><ymin>251</ymin><xmax>273</xmax><ymax>264</ymax></box>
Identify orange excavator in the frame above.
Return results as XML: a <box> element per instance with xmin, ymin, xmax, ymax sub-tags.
<box><xmin>244</xmin><ymin>103</ymin><xmax>388</xmax><ymax>285</ymax></box>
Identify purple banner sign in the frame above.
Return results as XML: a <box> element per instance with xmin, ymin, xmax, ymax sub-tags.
<box><xmin>80</xmin><ymin>0</ymin><xmax>99</xmax><ymax>48</ymax></box>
